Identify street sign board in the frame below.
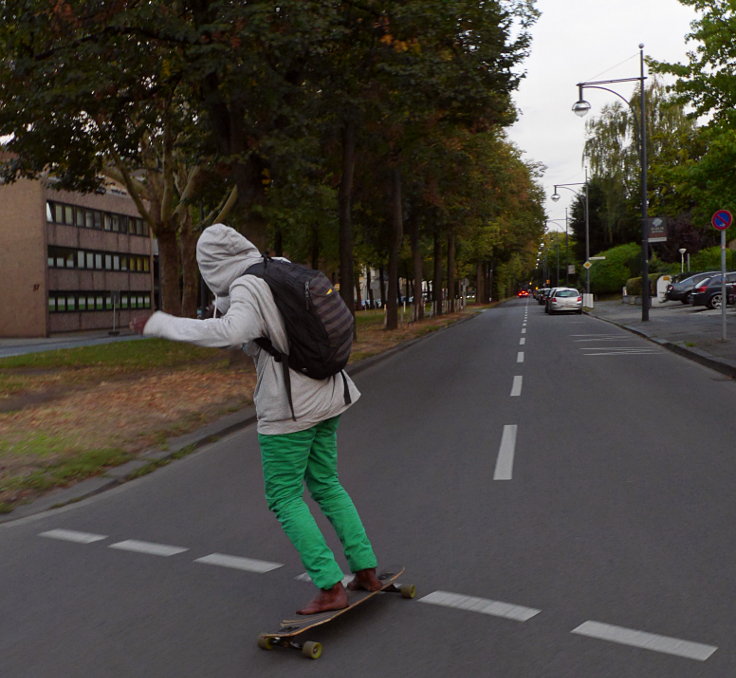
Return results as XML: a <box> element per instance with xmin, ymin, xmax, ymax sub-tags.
<box><xmin>711</xmin><ymin>209</ymin><xmax>733</xmax><ymax>230</ymax></box>
<box><xmin>648</xmin><ymin>217</ymin><xmax>667</xmax><ymax>242</ymax></box>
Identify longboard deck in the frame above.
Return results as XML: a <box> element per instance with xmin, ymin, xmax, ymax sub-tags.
<box><xmin>257</xmin><ymin>566</ymin><xmax>415</xmax><ymax>659</ymax></box>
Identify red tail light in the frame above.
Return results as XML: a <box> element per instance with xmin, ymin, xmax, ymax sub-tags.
<box><xmin>577</xmin><ymin>296</ymin><xmax>582</xmax><ymax>301</ymax></box>
<box><xmin>695</xmin><ymin>286</ymin><xmax>707</xmax><ymax>293</ymax></box>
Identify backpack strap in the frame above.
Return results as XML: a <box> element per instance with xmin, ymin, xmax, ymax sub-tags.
<box><xmin>340</xmin><ymin>371</ymin><xmax>352</xmax><ymax>406</ymax></box>
<box><xmin>254</xmin><ymin>337</ymin><xmax>297</xmax><ymax>422</ymax></box>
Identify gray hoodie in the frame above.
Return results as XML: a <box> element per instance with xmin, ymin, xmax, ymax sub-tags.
<box><xmin>143</xmin><ymin>223</ymin><xmax>360</xmax><ymax>434</ymax></box>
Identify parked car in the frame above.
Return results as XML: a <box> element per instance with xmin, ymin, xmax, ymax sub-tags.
<box><xmin>536</xmin><ymin>287</ymin><xmax>550</xmax><ymax>305</ymax></box>
<box><xmin>690</xmin><ymin>273</ymin><xmax>736</xmax><ymax>309</ymax></box>
<box><xmin>545</xmin><ymin>287</ymin><xmax>583</xmax><ymax>314</ymax></box>
<box><xmin>665</xmin><ymin>271</ymin><xmax>719</xmax><ymax>304</ymax></box>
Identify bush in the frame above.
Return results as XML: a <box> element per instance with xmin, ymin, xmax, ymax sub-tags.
<box><xmin>625</xmin><ymin>274</ymin><xmax>659</xmax><ymax>296</ymax></box>
<box><xmin>690</xmin><ymin>246</ymin><xmax>736</xmax><ymax>272</ymax></box>
<box><xmin>589</xmin><ymin>243</ymin><xmax>641</xmax><ymax>294</ymax></box>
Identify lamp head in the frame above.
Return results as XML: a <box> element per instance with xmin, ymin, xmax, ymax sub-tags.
<box><xmin>572</xmin><ymin>99</ymin><xmax>591</xmax><ymax>117</ymax></box>
<box><xmin>551</xmin><ymin>193</ymin><xmax>561</xmax><ymax>202</ymax></box>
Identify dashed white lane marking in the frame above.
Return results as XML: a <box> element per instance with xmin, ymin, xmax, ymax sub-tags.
<box><xmin>516</xmin><ymin>351</ymin><xmax>525</xmax><ymax>363</ymax></box>
<box><xmin>420</xmin><ymin>591</ymin><xmax>540</xmax><ymax>622</ymax></box>
<box><xmin>519</xmin><ymin>338</ymin><xmax>526</xmax><ymax>345</ymax></box>
<box><xmin>521</xmin><ymin>328</ymin><xmax>526</xmax><ymax>334</ymax></box>
<box><xmin>571</xmin><ymin>621</ymin><xmax>718</xmax><ymax>662</ymax></box>
<box><xmin>39</xmin><ymin>529</ymin><xmax>107</xmax><ymax>544</ymax></box>
<box><xmin>195</xmin><ymin>553</ymin><xmax>282</xmax><ymax>573</ymax></box>
<box><xmin>494</xmin><ymin>425</ymin><xmax>517</xmax><ymax>480</ymax></box>
<box><xmin>510</xmin><ymin>375</ymin><xmax>523</xmax><ymax>397</ymax></box>
<box><xmin>37</xmin><ymin>531</ymin><xmax>718</xmax><ymax>662</ymax></box>
<box><xmin>109</xmin><ymin>539</ymin><xmax>188</xmax><ymax>557</ymax></box>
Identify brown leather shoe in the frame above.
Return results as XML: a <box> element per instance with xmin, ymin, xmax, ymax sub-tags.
<box><xmin>347</xmin><ymin>567</ymin><xmax>382</xmax><ymax>592</ymax></box>
<box><xmin>297</xmin><ymin>582</ymin><xmax>349</xmax><ymax>615</ymax></box>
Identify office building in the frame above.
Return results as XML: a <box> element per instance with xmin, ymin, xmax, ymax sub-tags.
<box><xmin>0</xmin><ymin>174</ymin><xmax>154</xmax><ymax>337</ymax></box>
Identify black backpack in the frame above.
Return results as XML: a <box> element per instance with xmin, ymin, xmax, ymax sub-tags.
<box><xmin>245</xmin><ymin>256</ymin><xmax>353</xmax><ymax>420</ymax></box>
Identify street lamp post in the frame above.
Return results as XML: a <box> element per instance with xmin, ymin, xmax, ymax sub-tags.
<box><xmin>678</xmin><ymin>248</ymin><xmax>687</xmax><ymax>274</ymax></box>
<box><xmin>545</xmin><ymin>217</ymin><xmax>569</xmax><ymax>286</ymax></box>
<box><xmin>571</xmin><ymin>44</ymin><xmax>649</xmax><ymax>321</ymax></box>
<box><xmin>551</xmin><ymin>174</ymin><xmax>590</xmax><ymax>297</ymax></box>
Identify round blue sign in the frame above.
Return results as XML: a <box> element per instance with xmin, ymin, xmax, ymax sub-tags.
<box><xmin>712</xmin><ymin>209</ymin><xmax>733</xmax><ymax>230</ymax></box>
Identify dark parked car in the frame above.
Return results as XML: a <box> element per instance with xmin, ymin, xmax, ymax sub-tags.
<box><xmin>665</xmin><ymin>271</ymin><xmax>719</xmax><ymax>304</ymax></box>
<box><xmin>690</xmin><ymin>272</ymin><xmax>736</xmax><ymax>309</ymax></box>
<box><xmin>536</xmin><ymin>287</ymin><xmax>551</xmax><ymax>305</ymax></box>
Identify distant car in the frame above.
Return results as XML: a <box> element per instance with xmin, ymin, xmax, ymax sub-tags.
<box><xmin>517</xmin><ymin>290</ymin><xmax>529</xmax><ymax>298</ymax></box>
<box><xmin>690</xmin><ymin>273</ymin><xmax>736</xmax><ymax>309</ymax></box>
<box><xmin>545</xmin><ymin>287</ymin><xmax>583</xmax><ymax>314</ymax></box>
<box><xmin>665</xmin><ymin>271</ymin><xmax>719</xmax><ymax>304</ymax></box>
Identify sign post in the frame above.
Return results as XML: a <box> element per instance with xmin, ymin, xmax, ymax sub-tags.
<box><xmin>711</xmin><ymin>210</ymin><xmax>732</xmax><ymax>341</ymax></box>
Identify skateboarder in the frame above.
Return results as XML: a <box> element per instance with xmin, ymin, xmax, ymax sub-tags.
<box><xmin>130</xmin><ymin>223</ymin><xmax>381</xmax><ymax>614</ymax></box>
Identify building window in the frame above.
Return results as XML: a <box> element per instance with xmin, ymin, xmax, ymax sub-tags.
<box><xmin>46</xmin><ymin>200</ymin><xmax>148</xmax><ymax>237</ymax></box>
<box><xmin>48</xmin><ymin>290</ymin><xmax>151</xmax><ymax>313</ymax></box>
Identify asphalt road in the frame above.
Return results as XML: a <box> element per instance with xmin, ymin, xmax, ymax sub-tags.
<box><xmin>3</xmin><ymin>298</ymin><xmax>736</xmax><ymax>677</ymax></box>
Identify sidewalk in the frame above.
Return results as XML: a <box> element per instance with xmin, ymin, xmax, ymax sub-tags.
<box><xmin>588</xmin><ymin>298</ymin><xmax>736</xmax><ymax>379</ymax></box>
<box><xmin>0</xmin><ymin>330</ymin><xmax>144</xmax><ymax>358</ymax></box>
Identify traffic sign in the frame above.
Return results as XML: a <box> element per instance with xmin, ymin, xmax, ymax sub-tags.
<box><xmin>583</xmin><ymin>261</ymin><xmax>592</xmax><ymax>270</ymax></box>
<box><xmin>711</xmin><ymin>209</ymin><xmax>732</xmax><ymax>230</ymax></box>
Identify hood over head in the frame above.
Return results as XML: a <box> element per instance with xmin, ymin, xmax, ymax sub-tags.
<box><xmin>196</xmin><ymin>224</ymin><xmax>263</xmax><ymax>295</ymax></box>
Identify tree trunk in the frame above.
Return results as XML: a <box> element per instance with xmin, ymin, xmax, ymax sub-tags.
<box><xmin>385</xmin><ymin>167</ymin><xmax>403</xmax><ymax>330</ymax></box>
<box><xmin>157</xmin><ymin>227</ymin><xmax>182</xmax><ymax>315</ymax></box>
<box><xmin>354</xmin><ymin>266</ymin><xmax>362</xmax><ymax>311</ymax></box>
<box><xmin>409</xmin><ymin>216</ymin><xmax>424</xmax><ymax>321</ymax></box>
<box><xmin>447</xmin><ymin>230</ymin><xmax>456</xmax><ymax>313</ymax></box>
<box><xmin>338</xmin><ymin>116</ymin><xmax>356</xmax><ymax>315</ymax></box>
<box><xmin>366</xmin><ymin>266</ymin><xmax>374</xmax><ymax>308</ymax></box>
<box><xmin>180</xmin><ymin>219</ymin><xmax>199</xmax><ymax>317</ymax></box>
<box><xmin>433</xmin><ymin>231</ymin><xmax>443</xmax><ymax>316</ymax></box>
<box><xmin>475</xmin><ymin>263</ymin><xmax>484</xmax><ymax>305</ymax></box>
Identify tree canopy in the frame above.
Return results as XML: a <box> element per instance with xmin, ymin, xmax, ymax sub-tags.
<box><xmin>0</xmin><ymin>1</ymin><xmax>546</xmax><ymax>316</ymax></box>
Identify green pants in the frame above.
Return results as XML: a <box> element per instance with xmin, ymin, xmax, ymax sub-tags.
<box><xmin>258</xmin><ymin>416</ymin><xmax>377</xmax><ymax>590</ymax></box>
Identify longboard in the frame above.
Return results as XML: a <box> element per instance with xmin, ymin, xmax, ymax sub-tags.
<box><xmin>257</xmin><ymin>566</ymin><xmax>415</xmax><ymax>659</ymax></box>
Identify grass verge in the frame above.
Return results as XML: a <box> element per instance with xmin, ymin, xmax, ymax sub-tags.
<box><xmin>0</xmin><ymin>306</ymin><xmax>484</xmax><ymax>514</ymax></box>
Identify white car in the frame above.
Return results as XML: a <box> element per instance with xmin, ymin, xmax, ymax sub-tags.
<box><xmin>545</xmin><ymin>287</ymin><xmax>583</xmax><ymax>314</ymax></box>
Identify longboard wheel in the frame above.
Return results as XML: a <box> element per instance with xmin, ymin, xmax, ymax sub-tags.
<box><xmin>302</xmin><ymin>641</ymin><xmax>323</xmax><ymax>660</ymax></box>
<box><xmin>400</xmin><ymin>584</ymin><xmax>416</xmax><ymax>599</ymax></box>
<box><xmin>257</xmin><ymin>635</ymin><xmax>274</xmax><ymax>651</ymax></box>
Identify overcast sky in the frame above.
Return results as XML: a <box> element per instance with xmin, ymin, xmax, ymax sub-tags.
<box><xmin>507</xmin><ymin>0</ymin><xmax>699</xmax><ymax>230</ymax></box>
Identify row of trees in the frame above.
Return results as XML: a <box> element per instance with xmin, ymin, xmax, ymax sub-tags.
<box><xmin>563</xmin><ymin>0</ymin><xmax>736</xmax><ymax>289</ymax></box>
<box><xmin>0</xmin><ymin>0</ymin><xmax>545</xmax><ymax>328</ymax></box>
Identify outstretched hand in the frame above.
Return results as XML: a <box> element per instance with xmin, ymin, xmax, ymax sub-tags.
<box><xmin>129</xmin><ymin>313</ymin><xmax>153</xmax><ymax>334</ymax></box>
